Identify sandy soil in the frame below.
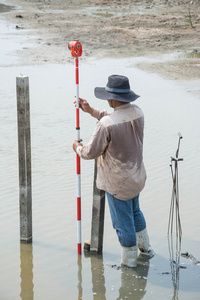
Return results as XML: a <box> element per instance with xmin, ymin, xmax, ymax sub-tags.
<box><xmin>2</xmin><ymin>0</ymin><xmax>200</xmax><ymax>80</ymax></box>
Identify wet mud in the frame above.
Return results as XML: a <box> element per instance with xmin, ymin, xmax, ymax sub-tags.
<box><xmin>1</xmin><ymin>0</ymin><xmax>200</xmax><ymax>80</ymax></box>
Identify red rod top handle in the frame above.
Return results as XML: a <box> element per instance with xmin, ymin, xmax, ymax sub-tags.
<box><xmin>68</xmin><ymin>41</ymin><xmax>82</xmax><ymax>57</ymax></box>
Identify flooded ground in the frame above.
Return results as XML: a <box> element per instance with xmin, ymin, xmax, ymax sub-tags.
<box><xmin>1</xmin><ymin>1</ymin><xmax>200</xmax><ymax>300</ymax></box>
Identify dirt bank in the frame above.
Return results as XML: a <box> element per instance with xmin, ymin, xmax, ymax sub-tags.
<box><xmin>2</xmin><ymin>0</ymin><xmax>200</xmax><ymax>80</ymax></box>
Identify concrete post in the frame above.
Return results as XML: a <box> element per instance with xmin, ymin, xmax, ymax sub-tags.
<box><xmin>90</xmin><ymin>159</ymin><xmax>105</xmax><ymax>253</ymax></box>
<box><xmin>16</xmin><ymin>75</ymin><xmax>32</xmax><ymax>243</ymax></box>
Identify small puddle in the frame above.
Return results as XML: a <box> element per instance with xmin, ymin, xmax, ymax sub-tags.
<box><xmin>82</xmin><ymin>3</ymin><xmax>181</xmax><ymax>19</ymax></box>
<box><xmin>0</xmin><ymin>4</ymin><xmax>14</xmax><ymax>13</ymax></box>
<box><xmin>94</xmin><ymin>12</ymin><xmax>115</xmax><ymax>18</ymax></box>
<box><xmin>183</xmin><ymin>51</ymin><xmax>200</xmax><ymax>59</ymax></box>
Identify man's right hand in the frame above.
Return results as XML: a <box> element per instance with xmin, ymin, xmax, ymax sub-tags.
<box><xmin>74</xmin><ymin>97</ymin><xmax>93</xmax><ymax>115</ymax></box>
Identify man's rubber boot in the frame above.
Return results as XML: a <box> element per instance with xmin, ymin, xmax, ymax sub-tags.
<box><xmin>121</xmin><ymin>245</ymin><xmax>138</xmax><ymax>268</ymax></box>
<box><xmin>136</xmin><ymin>228</ymin><xmax>155</xmax><ymax>257</ymax></box>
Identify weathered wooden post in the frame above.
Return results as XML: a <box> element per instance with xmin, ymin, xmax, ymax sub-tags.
<box><xmin>89</xmin><ymin>159</ymin><xmax>105</xmax><ymax>253</ymax></box>
<box><xmin>16</xmin><ymin>75</ymin><xmax>32</xmax><ymax>243</ymax></box>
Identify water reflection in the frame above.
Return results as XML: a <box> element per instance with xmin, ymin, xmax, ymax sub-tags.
<box><xmin>90</xmin><ymin>255</ymin><xmax>106</xmax><ymax>299</ymax></box>
<box><xmin>170</xmin><ymin>260</ymin><xmax>180</xmax><ymax>300</ymax></box>
<box><xmin>20</xmin><ymin>243</ymin><xmax>34</xmax><ymax>300</ymax></box>
<box><xmin>77</xmin><ymin>256</ymin><xmax>83</xmax><ymax>300</ymax></box>
<box><xmin>83</xmin><ymin>252</ymin><xmax>150</xmax><ymax>300</ymax></box>
<box><xmin>117</xmin><ymin>255</ymin><xmax>150</xmax><ymax>300</ymax></box>
<box><xmin>168</xmin><ymin>235</ymin><xmax>184</xmax><ymax>300</ymax></box>
<box><xmin>84</xmin><ymin>252</ymin><xmax>106</xmax><ymax>299</ymax></box>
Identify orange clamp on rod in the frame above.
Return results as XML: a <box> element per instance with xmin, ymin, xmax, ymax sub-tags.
<box><xmin>69</xmin><ymin>41</ymin><xmax>82</xmax><ymax>255</ymax></box>
<box><xmin>68</xmin><ymin>41</ymin><xmax>82</xmax><ymax>58</ymax></box>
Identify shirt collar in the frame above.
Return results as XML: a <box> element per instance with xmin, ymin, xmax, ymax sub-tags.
<box><xmin>114</xmin><ymin>103</ymin><xmax>131</xmax><ymax>111</ymax></box>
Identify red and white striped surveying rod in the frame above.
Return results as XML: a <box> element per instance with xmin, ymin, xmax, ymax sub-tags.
<box><xmin>68</xmin><ymin>41</ymin><xmax>83</xmax><ymax>255</ymax></box>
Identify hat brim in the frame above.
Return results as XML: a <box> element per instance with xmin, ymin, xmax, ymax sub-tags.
<box><xmin>94</xmin><ymin>87</ymin><xmax>140</xmax><ymax>102</ymax></box>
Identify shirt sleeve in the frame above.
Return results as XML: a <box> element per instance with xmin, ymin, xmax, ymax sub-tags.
<box><xmin>76</xmin><ymin>121</ymin><xmax>109</xmax><ymax>160</ymax></box>
<box><xmin>91</xmin><ymin>108</ymin><xmax>111</xmax><ymax>120</ymax></box>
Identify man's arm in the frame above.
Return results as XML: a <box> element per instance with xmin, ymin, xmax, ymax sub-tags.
<box><xmin>77</xmin><ymin>98</ymin><xmax>111</xmax><ymax>120</ymax></box>
<box><xmin>73</xmin><ymin>121</ymin><xmax>109</xmax><ymax>160</ymax></box>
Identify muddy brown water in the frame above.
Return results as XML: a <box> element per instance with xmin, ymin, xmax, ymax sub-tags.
<box><xmin>1</xmin><ymin>3</ymin><xmax>200</xmax><ymax>300</ymax></box>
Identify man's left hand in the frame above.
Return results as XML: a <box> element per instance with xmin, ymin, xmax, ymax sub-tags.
<box><xmin>73</xmin><ymin>140</ymin><xmax>83</xmax><ymax>152</ymax></box>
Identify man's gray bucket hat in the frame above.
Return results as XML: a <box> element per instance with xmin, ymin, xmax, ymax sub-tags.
<box><xmin>94</xmin><ymin>75</ymin><xmax>140</xmax><ymax>103</ymax></box>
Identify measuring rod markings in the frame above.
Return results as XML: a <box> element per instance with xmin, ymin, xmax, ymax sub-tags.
<box><xmin>68</xmin><ymin>41</ymin><xmax>83</xmax><ymax>255</ymax></box>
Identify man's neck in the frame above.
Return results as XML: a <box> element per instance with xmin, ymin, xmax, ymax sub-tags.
<box><xmin>108</xmin><ymin>100</ymin><xmax>128</xmax><ymax>108</ymax></box>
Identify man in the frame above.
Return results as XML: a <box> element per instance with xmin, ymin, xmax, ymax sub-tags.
<box><xmin>73</xmin><ymin>75</ymin><xmax>154</xmax><ymax>267</ymax></box>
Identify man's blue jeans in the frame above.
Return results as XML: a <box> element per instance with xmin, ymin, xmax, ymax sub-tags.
<box><xmin>106</xmin><ymin>192</ymin><xmax>146</xmax><ymax>247</ymax></box>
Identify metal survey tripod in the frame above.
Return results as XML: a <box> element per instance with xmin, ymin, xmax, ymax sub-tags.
<box><xmin>168</xmin><ymin>132</ymin><xmax>184</xmax><ymax>250</ymax></box>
